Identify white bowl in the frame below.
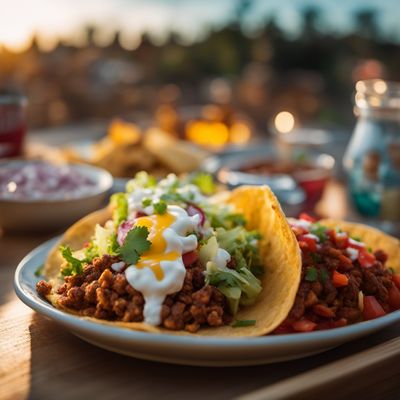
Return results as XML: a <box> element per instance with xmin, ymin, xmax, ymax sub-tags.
<box><xmin>0</xmin><ymin>160</ymin><xmax>113</xmax><ymax>232</ymax></box>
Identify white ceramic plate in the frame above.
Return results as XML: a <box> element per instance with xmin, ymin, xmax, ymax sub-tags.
<box><xmin>14</xmin><ymin>237</ymin><xmax>400</xmax><ymax>366</ymax></box>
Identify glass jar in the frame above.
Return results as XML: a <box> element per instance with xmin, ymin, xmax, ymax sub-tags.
<box><xmin>344</xmin><ymin>79</ymin><xmax>400</xmax><ymax>221</ymax></box>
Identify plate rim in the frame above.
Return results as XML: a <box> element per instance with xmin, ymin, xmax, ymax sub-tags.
<box><xmin>14</xmin><ymin>236</ymin><xmax>400</xmax><ymax>349</ymax></box>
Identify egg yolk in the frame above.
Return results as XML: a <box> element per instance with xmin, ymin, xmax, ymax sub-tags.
<box><xmin>134</xmin><ymin>213</ymin><xmax>179</xmax><ymax>280</ymax></box>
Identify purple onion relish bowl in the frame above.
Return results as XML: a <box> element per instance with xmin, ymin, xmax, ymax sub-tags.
<box><xmin>0</xmin><ymin>159</ymin><xmax>113</xmax><ymax>232</ymax></box>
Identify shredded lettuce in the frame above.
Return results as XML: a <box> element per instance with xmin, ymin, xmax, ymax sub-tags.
<box><xmin>216</xmin><ymin>226</ymin><xmax>262</xmax><ymax>275</ymax></box>
<box><xmin>93</xmin><ymin>223</ymin><xmax>119</xmax><ymax>256</ymax></box>
<box><xmin>126</xmin><ymin>171</ymin><xmax>157</xmax><ymax>193</ymax></box>
<box><xmin>110</xmin><ymin>192</ymin><xmax>128</xmax><ymax>227</ymax></box>
<box><xmin>190</xmin><ymin>172</ymin><xmax>216</xmax><ymax>195</ymax></box>
<box><xmin>203</xmin><ymin>204</ymin><xmax>246</xmax><ymax>230</ymax></box>
<box><xmin>201</xmin><ymin>235</ymin><xmax>263</xmax><ymax>315</ymax></box>
<box><xmin>60</xmin><ymin>246</ymin><xmax>84</xmax><ymax>276</ymax></box>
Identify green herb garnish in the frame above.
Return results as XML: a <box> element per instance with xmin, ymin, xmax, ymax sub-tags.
<box><xmin>305</xmin><ymin>267</ymin><xmax>318</xmax><ymax>282</ymax></box>
<box><xmin>34</xmin><ymin>264</ymin><xmax>44</xmax><ymax>277</ymax></box>
<box><xmin>311</xmin><ymin>253</ymin><xmax>322</xmax><ymax>264</ymax></box>
<box><xmin>310</xmin><ymin>223</ymin><xmax>327</xmax><ymax>242</ymax></box>
<box><xmin>153</xmin><ymin>200</ymin><xmax>167</xmax><ymax>214</ymax></box>
<box><xmin>190</xmin><ymin>172</ymin><xmax>216</xmax><ymax>195</ymax></box>
<box><xmin>320</xmin><ymin>268</ymin><xmax>329</xmax><ymax>283</ymax></box>
<box><xmin>368</xmin><ymin>247</ymin><xmax>373</xmax><ymax>253</ymax></box>
<box><xmin>118</xmin><ymin>226</ymin><xmax>151</xmax><ymax>264</ymax></box>
<box><xmin>232</xmin><ymin>319</ymin><xmax>256</xmax><ymax>328</ymax></box>
<box><xmin>142</xmin><ymin>198</ymin><xmax>152</xmax><ymax>207</ymax></box>
<box><xmin>60</xmin><ymin>246</ymin><xmax>84</xmax><ymax>276</ymax></box>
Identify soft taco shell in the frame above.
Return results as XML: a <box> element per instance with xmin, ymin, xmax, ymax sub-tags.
<box><xmin>319</xmin><ymin>218</ymin><xmax>400</xmax><ymax>273</ymax></box>
<box><xmin>43</xmin><ymin>186</ymin><xmax>302</xmax><ymax>337</ymax></box>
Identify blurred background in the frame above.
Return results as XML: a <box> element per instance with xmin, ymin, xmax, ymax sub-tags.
<box><xmin>1</xmin><ymin>0</ymin><xmax>400</xmax><ymax>232</ymax></box>
<box><xmin>1</xmin><ymin>0</ymin><xmax>399</xmax><ymax>131</ymax></box>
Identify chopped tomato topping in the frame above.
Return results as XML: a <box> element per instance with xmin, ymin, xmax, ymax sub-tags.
<box><xmin>332</xmin><ymin>270</ymin><xmax>349</xmax><ymax>287</ymax></box>
<box><xmin>317</xmin><ymin>318</ymin><xmax>347</xmax><ymax>330</ymax></box>
<box><xmin>292</xmin><ymin>319</ymin><xmax>317</xmax><ymax>332</ymax></box>
<box><xmin>291</xmin><ymin>226</ymin><xmax>308</xmax><ymax>236</ymax></box>
<box><xmin>299</xmin><ymin>235</ymin><xmax>318</xmax><ymax>252</ymax></box>
<box><xmin>327</xmin><ymin>229</ymin><xmax>347</xmax><ymax>248</ymax></box>
<box><xmin>392</xmin><ymin>274</ymin><xmax>400</xmax><ymax>290</ymax></box>
<box><xmin>330</xmin><ymin>231</ymin><xmax>349</xmax><ymax>248</ymax></box>
<box><xmin>348</xmin><ymin>239</ymin><xmax>366</xmax><ymax>250</ymax></box>
<box><xmin>312</xmin><ymin>304</ymin><xmax>336</xmax><ymax>318</ymax></box>
<box><xmin>273</xmin><ymin>323</ymin><xmax>294</xmax><ymax>334</ymax></box>
<box><xmin>182</xmin><ymin>251</ymin><xmax>198</xmax><ymax>267</ymax></box>
<box><xmin>363</xmin><ymin>296</ymin><xmax>386</xmax><ymax>320</ymax></box>
<box><xmin>299</xmin><ymin>213</ymin><xmax>316</xmax><ymax>222</ymax></box>
<box><xmin>388</xmin><ymin>286</ymin><xmax>400</xmax><ymax>310</ymax></box>
<box><xmin>358</xmin><ymin>250</ymin><xmax>376</xmax><ymax>268</ymax></box>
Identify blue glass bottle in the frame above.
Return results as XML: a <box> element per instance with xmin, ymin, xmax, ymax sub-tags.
<box><xmin>344</xmin><ymin>79</ymin><xmax>400</xmax><ymax>221</ymax></box>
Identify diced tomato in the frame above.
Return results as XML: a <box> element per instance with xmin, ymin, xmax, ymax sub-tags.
<box><xmin>348</xmin><ymin>239</ymin><xmax>365</xmax><ymax>250</ymax></box>
<box><xmin>388</xmin><ymin>286</ymin><xmax>400</xmax><ymax>310</ymax></box>
<box><xmin>358</xmin><ymin>250</ymin><xmax>376</xmax><ymax>268</ymax></box>
<box><xmin>273</xmin><ymin>323</ymin><xmax>294</xmax><ymax>334</ymax></box>
<box><xmin>332</xmin><ymin>270</ymin><xmax>349</xmax><ymax>287</ymax></box>
<box><xmin>291</xmin><ymin>226</ymin><xmax>308</xmax><ymax>236</ymax></box>
<box><xmin>332</xmin><ymin>318</ymin><xmax>348</xmax><ymax>328</ymax></box>
<box><xmin>299</xmin><ymin>235</ymin><xmax>318</xmax><ymax>252</ymax></box>
<box><xmin>299</xmin><ymin>213</ymin><xmax>316</xmax><ymax>222</ymax></box>
<box><xmin>363</xmin><ymin>296</ymin><xmax>386</xmax><ymax>320</ymax></box>
<box><xmin>312</xmin><ymin>304</ymin><xmax>336</xmax><ymax>318</ymax></box>
<box><xmin>292</xmin><ymin>319</ymin><xmax>317</xmax><ymax>332</ymax></box>
<box><xmin>327</xmin><ymin>229</ymin><xmax>349</xmax><ymax>248</ymax></box>
<box><xmin>317</xmin><ymin>318</ymin><xmax>348</xmax><ymax>330</ymax></box>
<box><xmin>392</xmin><ymin>274</ymin><xmax>400</xmax><ymax>290</ymax></box>
<box><xmin>182</xmin><ymin>251</ymin><xmax>199</xmax><ymax>267</ymax></box>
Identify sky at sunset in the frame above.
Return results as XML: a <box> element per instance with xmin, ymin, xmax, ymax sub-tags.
<box><xmin>0</xmin><ymin>0</ymin><xmax>399</xmax><ymax>52</ymax></box>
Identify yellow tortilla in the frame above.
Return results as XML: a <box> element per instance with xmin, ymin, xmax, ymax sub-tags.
<box><xmin>319</xmin><ymin>218</ymin><xmax>400</xmax><ymax>273</ymax></box>
<box><xmin>44</xmin><ymin>186</ymin><xmax>302</xmax><ymax>337</ymax></box>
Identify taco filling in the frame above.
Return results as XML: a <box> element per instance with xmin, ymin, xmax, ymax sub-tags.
<box><xmin>37</xmin><ymin>173</ymin><xmax>301</xmax><ymax>335</ymax></box>
<box><xmin>274</xmin><ymin>214</ymin><xmax>400</xmax><ymax>334</ymax></box>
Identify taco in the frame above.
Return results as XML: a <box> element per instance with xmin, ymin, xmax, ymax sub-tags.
<box><xmin>36</xmin><ymin>172</ymin><xmax>302</xmax><ymax>336</ymax></box>
<box><xmin>273</xmin><ymin>214</ymin><xmax>400</xmax><ymax>334</ymax></box>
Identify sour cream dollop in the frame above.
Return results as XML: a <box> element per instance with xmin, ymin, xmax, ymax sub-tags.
<box><xmin>124</xmin><ymin>205</ymin><xmax>200</xmax><ymax>325</ymax></box>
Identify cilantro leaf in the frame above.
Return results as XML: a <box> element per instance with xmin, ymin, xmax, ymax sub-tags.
<box><xmin>311</xmin><ymin>252</ymin><xmax>322</xmax><ymax>264</ymax></box>
<box><xmin>118</xmin><ymin>226</ymin><xmax>151</xmax><ymax>264</ymax></box>
<box><xmin>154</xmin><ymin>200</ymin><xmax>167</xmax><ymax>215</ymax></box>
<box><xmin>232</xmin><ymin>319</ymin><xmax>256</xmax><ymax>328</ymax></box>
<box><xmin>310</xmin><ymin>223</ymin><xmax>328</xmax><ymax>242</ymax></box>
<box><xmin>142</xmin><ymin>198</ymin><xmax>152</xmax><ymax>207</ymax></box>
<box><xmin>60</xmin><ymin>246</ymin><xmax>84</xmax><ymax>276</ymax></box>
<box><xmin>34</xmin><ymin>264</ymin><xmax>44</xmax><ymax>277</ymax></box>
<box><xmin>305</xmin><ymin>267</ymin><xmax>318</xmax><ymax>282</ymax></box>
<box><xmin>320</xmin><ymin>268</ymin><xmax>329</xmax><ymax>283</ymax></box>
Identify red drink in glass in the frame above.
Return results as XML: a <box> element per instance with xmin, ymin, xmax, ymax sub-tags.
<box><xmin>0</xmin><ymin>94</ymin><xmax>27</xmax><ymax>158</ymax></box>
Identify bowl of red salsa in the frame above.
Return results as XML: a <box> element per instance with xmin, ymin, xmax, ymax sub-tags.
<box><xmin>0</xmin><ymin>160</ymin><xmax>113</xmax><ymax>232</ymax></box>
<box><xmin>212</xmin><ymin>148</ymin><xmax>334</xmax><ymax>212</ymax></box>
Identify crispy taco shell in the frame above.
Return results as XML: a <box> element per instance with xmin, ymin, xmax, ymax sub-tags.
<box><xmin>44</xmin><ymin>186</ymin><xmax>302</xmax><ymax>337</ymax></box>
<box><xmin>319</xmin><ymin>218</ymin><xmax>400</xmax><ymax>272</ymax></box>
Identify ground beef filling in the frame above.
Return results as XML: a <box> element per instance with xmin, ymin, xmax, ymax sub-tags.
<box><xmin>37</xmin><ymin>254</ymin><xmax>232</xmax><ymax>333</ymax></box>
<box><xmin>275</xmin><ymin>236</ymin><xmax>394</xmax><ymax>332</ymax></box>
